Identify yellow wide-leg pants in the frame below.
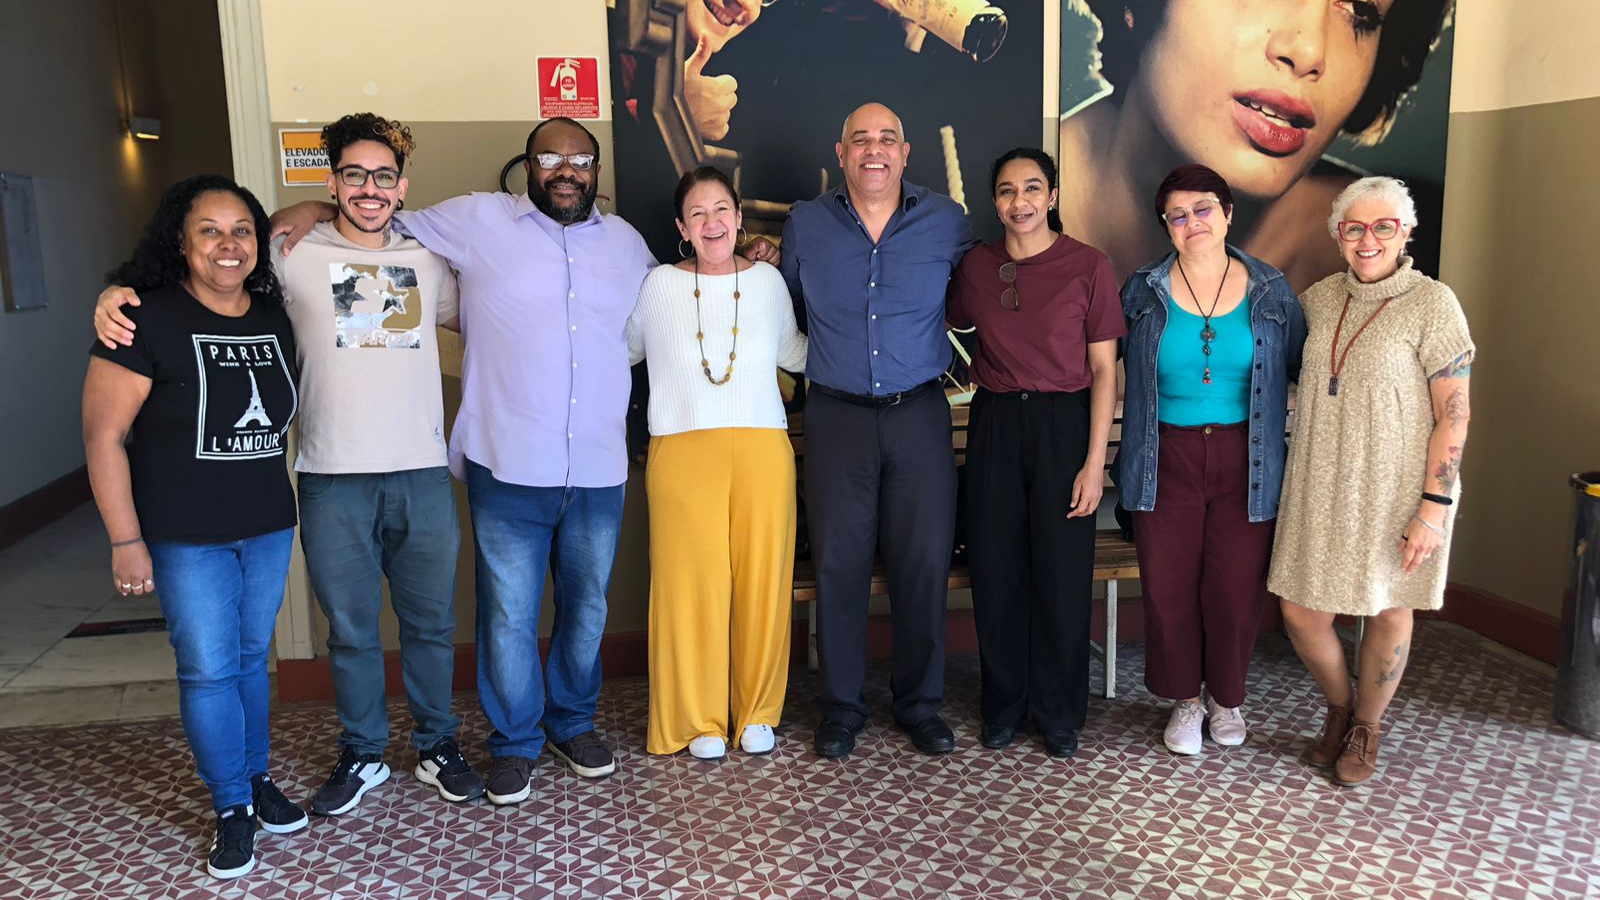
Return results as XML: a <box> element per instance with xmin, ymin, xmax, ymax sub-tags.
<box><xmin>645</xmin><ymin>427</ymin><xmax>796</xmax><ymax>755</ymax></box>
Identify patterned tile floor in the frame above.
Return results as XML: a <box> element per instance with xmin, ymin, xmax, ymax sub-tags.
<box><xmin>3</xmin><ymin>622</ymin><xmax>1597</xmax><ymax>900</ymax></box>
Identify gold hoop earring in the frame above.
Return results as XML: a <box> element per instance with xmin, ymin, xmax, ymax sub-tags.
<box><xmin>737</xmin><ymin>226</ymin><xmax>748</xmax><ymax>247</ymax></box>
<box><xmin>678</xmin><ymin>239</ymin><xmax>692</xmax><ymax>259</ymax></box>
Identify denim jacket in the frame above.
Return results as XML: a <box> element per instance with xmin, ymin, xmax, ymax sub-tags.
<box><xmin>1112</xmin><ymin>246</ymin><xmax>1306</xmax><ymax>522</ymax></box>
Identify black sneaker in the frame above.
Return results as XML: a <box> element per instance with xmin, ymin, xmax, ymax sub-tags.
<box><xmin>485</xmin><ymin>755</ymin><xmax>534</xmax><ymax>806</ymax></box>
<box><xmin>250</xmin><ymin>773</ymin><xmax>308</xmax><ymax>834</ymax></box>
<box><xmin>207</xmin><ymin>804</ymin><xmax>256</xmax><ymax>879</ymax></box>
<box><xmin>549</xmin><ymin>730</ymin><xmax>617</xmax><ymax>778</ymax></box>
<box><xmin>414</xmin><ymin>737</ymin><xmax>485</xmax><ymax>803</ymax></box>
<box><xmin>310</xmin><ymin>746</ymin><xmax>390</xmax><ymax>816</ymax></box>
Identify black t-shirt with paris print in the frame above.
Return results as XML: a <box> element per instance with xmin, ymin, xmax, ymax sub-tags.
<box><xmin>89</xmin><ymin>283</ymin><xmax>300</xmax><ymax>543</ymax></box>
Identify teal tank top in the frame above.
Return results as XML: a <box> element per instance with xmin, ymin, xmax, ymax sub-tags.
<box><xmin>1156</xmin><ymin>298</ymin><xmax>1253</xmax><ymax>426</ymax></box>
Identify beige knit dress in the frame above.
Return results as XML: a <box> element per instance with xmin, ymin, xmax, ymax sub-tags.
<box><xmin>1268</xmin><ymin>258</ymin><xmax>1474</xmax><ymax>615</ymax></box>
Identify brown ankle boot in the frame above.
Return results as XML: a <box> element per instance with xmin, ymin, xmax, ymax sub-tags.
<box><xmin>1333</xmin><ymin>719</ymin><xmax>1381</xmax><ymax>786</ymax></box>
<box><xmin>1306</xmin><ymin>705</ymin><xmax>1352</xmax><ymax>768</ymax></box>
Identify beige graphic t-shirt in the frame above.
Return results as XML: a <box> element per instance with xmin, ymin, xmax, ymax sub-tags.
<box><xmin>276</xmin><ymin>222</ymin><xmax>460</xmax><ymax>474</ymax></box>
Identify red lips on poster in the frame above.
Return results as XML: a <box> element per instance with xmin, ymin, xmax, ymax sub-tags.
<box><xmin>538</xmin><ymin>57</ymin><xmax>600</xmax><ymax>120</ymax></box>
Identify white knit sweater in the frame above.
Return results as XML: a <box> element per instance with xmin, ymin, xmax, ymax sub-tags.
<box><xmin>627</xmin><ymin>261</ymin><xmax>807</xmax><ymax>437</ymax></box>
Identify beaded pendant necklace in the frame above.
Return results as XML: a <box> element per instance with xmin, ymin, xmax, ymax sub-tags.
<box><xmin>1176</xmin><ymin>256</ymin><xmax>1231</xmax><ymax>386</ymax></box>
<box><xmin>694</xmin><ymin>259</ymin><xmax>740</xmax><ymax>386</ymax></box>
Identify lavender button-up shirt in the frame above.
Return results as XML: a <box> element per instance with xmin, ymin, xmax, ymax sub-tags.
<box><xmin>397</xmin><ymin>193</ymin><xmax>656</xmax><ymax>488</ymax></box>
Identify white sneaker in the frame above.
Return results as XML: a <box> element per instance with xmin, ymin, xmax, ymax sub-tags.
<box><xmin>688</xmin><ymin>735</ymin><xmax>727</xmax><ymax>760</ymax></box>
<box><xmin>1163</xmin><ymin>700</ymin><xmax>1205</xmax><ymax>755</ymax></box>
<box><xmin>739</xmin><ymin>724</ymin><xmax>776</xmax><ymax>755</ymax></box>
<box><xmin>1207</xmin><ymin>699</ymin><xmax>1247</xmax><ymax>747</ymax></box>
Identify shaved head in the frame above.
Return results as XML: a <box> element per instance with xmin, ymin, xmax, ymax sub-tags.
<box><xmin>836</xmin><ymin>102</ymin><xmax>911</xmax><ymax>205</ymax></box>
<box><xmin>841</xmin><ymin>102</ymin><xmax>905</xmax><ymax>143</ymax></box>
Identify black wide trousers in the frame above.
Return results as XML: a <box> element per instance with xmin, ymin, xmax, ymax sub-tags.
<box><xmin>966</xmin><ymin>388</ymin><xmax>1097</xmax><ymax>734</ymax></box>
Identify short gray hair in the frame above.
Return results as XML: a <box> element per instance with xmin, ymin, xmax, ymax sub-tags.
<box><xmin>1327</xmin><ymin>175</ymin><xmax>1419</xmax><ymax>241</ymax></box>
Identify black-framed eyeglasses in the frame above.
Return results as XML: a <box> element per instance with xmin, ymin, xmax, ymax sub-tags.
<box><xmin>532</xmin><ymin>152</ymin><xmax>596</xmax><ymax>172</ymax></box>
<box><xmin>335</xmin><ymin>166</ymin><xmax>401</xmax><ymax>189</ymax></box>
<box><xmin>1161</xmin><ymin>198</ymin><xmax>1219</xmax><ymax>229</ymax></box>
<box><xmin>999</xmin><ymin>262</ymin><xmax>1020</xmax><ymax>311</ymax></box>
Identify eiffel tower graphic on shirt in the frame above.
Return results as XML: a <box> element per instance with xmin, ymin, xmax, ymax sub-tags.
<box><xmin>234</xmin><ymin>369</ymin><xmax>272</xmax><ymax>428</ymax></box>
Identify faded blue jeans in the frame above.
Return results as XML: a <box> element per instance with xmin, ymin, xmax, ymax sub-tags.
<box><xmin>147</xmin><ymin>528</ymin><xmax>295</xmax><ymax>811</ymax></box>
<box><xmin>298</xmin><ymin>467</ymin><xmax>461</xmax><ymax>755</ymax></box>
<box><xmin>465</xmin><ymin>460</ymin><xmax>624</xmax><ymax>759</ymax></box>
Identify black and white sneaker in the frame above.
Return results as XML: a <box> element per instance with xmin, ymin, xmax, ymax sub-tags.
<box><xmin>310</xmin><ymin>746</ymin><xmax>390</xmax><ymax>816</ymax></box>
<box><xmin>207</xmin><ymin>804</ymin><xmax>256</xmax><ymax>879</ymax></box>
<box><xmin>250</xmin><ymin>773</ymin><xmax>309</xmax><ymax>834</ymax></box>
<box><xmin>414</xmin><ymin>737</ymin><xmax>486</xmax><ymax>803</ymax></box>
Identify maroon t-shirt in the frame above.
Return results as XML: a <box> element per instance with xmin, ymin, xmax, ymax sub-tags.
<box><xmin>946</xmin><ymin>235</ymin><xmax>1127</xmax><ymax>393</ymax></box>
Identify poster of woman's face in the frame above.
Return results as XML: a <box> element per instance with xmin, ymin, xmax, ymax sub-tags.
<box><xmin>609</xmin><ymin>0</ymin><xmax>1453</xmax><ymax>290</ymax></box>
<box><xmin>1060</xmin><ymin>0</ymin><xmax>1456</xmax><ymax>290</ymax></box>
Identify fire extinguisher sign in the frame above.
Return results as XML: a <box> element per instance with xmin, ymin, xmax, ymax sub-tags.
<box><xmin>537</xmin><ymin>57</ymin><xmax>601</xmax><ymax>120</ymax></box>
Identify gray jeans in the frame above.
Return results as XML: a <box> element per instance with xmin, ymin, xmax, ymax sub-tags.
<box><xmin>298</xmin><ymin>467</ymin><xmax>461</xmax><ymax>754</ymax></box>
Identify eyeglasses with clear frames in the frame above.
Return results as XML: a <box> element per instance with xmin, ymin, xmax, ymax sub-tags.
<box><xmin>1337</xmin><ymin>218</ymin><xmax>1403</xmax><ymax>241</ymax></box>
<box><xmin>336</xmin><ymin>166</ymin><xmax>401</xmax><ymax>189</ymax></box>
<box><xmin>532</xmin><ymin>152</ymin><xmax>597</xmax><ymax>171</ymax></box>
<box><xmin>1161</xmin><ymin>199</ymin><xmax>1218</xmax><ymax>229</ymax></box>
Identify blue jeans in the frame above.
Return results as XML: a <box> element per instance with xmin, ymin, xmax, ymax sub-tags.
<box><xmin>299</xmin><ymin>467</ymin><xmax>462</xmax><ymax>755</ymax></box>
<box><xmin>466</xmin><ymin>460</ymin><xmax>624</xmax><ymax>759</ymax></box>
<box><xmin>147</xmin><ymin>528</ymin><xmax>295</xmax><ymax>811</ymax></box>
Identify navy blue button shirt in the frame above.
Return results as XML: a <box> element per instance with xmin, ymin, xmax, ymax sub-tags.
<box><xmin>780</xmin><ymin>181</ymin><xmax>978</xmax><ymax>395</ymax></box>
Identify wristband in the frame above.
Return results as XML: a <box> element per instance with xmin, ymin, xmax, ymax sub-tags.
<box><xmin>1420</xmin><ymin>492</ymin><xmax>1453</xmax><ymax>506</ymax></box>
<box><xmin>110</xmin><ymin>536</ymin><xmax>144</xmax><ymax>548</ymax></box>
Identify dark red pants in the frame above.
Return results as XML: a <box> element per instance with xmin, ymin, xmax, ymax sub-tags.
<box><xmin>1131</xmin><ymin>423</ymin><xmax>1273</xmax><ymax>707</ymax></box>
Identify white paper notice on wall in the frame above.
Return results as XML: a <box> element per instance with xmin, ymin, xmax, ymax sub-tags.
<box><xmin>280</xmin><ymin>128</ymin><xmax>331</xmax><ymax>188</ymax></box>
<box><xmin>537</xmin><ymin>57</ymin><xmax>600</xmax><ymax>120</ymax></box>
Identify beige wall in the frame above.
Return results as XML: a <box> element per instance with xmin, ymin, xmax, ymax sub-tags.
<box><xmin>1438</xmin><ymin>6</ymin><xmax>1600</xmax><ymax>617</ymax></box>
<box><xmin>0</xmin><ymin>0</ymin><xmax>231</xmax><ymax>508</ymax></box>
<box><xmin>1449</xmin><ymin>0</ymin><xmax>1600</xmax><ymax>114</ymax></box>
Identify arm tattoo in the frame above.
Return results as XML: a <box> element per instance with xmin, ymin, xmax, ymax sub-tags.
<box><xmin>1444</xmin><ymin>386</ymin><xmax>1470</xmax><ymax>428</ymax></box>
<box><xmin>1433</xmin><ymin>445</ymin><xmax>1463</xmax><ymax>494</ymax></box>
<box><xmin>1376</xmin><ymin>642</ymin><xmax>1410</xmax><ymax>686</ymax></box>
<box><xmin>1431</xmin><ymin>351</ymin><xmax>1473</xmax><ymax>381</ymax></box>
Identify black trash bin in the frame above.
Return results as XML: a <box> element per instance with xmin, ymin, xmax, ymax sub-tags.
<box><xmin>1555</xmin><ymin>472</ymin><xmax>1600</xmax><ymax>739</ymax></box>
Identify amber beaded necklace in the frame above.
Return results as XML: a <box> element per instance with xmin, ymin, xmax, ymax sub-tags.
<box><xmin>693</xmin><ymin>259</ymin><xmax>740</xmax><ymax>386</ymax></box>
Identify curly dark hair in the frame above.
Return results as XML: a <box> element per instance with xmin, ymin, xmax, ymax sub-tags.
<box><xmin>1080</xmin><ymin>0</ymin><xmax>1453</xmax><ymax>141</ymax></box>
<box><xmin>322</xmin><ymin>112</ymin><xmax>415</xmax><ymax>172</ymax></box>
<box><xmin>106</xmin><ymin>175</ymin><xmax>283</xmax><ymax>304</ymax></box>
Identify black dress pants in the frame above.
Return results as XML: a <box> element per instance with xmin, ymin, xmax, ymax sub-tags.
<box><xmin>805</xmin><ymin>384</ymin><xmax>956</xmax><ymax>729</ymax></box>
<box><xmin>966</xmin><ymin>388</ymin><xmax>1096</xmax><ymax>734</ymax></box>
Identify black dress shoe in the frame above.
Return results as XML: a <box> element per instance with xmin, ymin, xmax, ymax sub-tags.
<box><xmin>1042</xmin><ymin>730</ymin><xmax>1079</xmax><ymax>759</ymax></box>
<box><xmin>813</xmin><ymin>720</ymin><xmax>860</xmax><ymax>758</ymax></box>
<box><xmin>979</xmin><ymin>724</ymin><xmax>1015</xmax><ymax>750</ymax></box>
<box><xmin>901</xmin><ymin>716</ymin><xmax>956</xmax><ymax>755</ymax></box>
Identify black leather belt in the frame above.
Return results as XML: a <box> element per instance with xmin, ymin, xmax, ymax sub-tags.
<box><xmin>810</xmin><ymin>379</ymin><xmax>939</xmax><ymax>409</ymax></box>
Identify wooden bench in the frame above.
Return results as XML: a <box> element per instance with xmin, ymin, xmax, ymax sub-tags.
<box><xmin>788</xmin><ymin>399</ymin><xmax>1141</xmax><ymax>699</ymax></box>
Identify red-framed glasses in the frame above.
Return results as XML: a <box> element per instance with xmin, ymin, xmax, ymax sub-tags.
<box><xmin>1337</xmin><ymin>218</ymin><xmax>1403</xmax><ymax>242</ymax></box>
